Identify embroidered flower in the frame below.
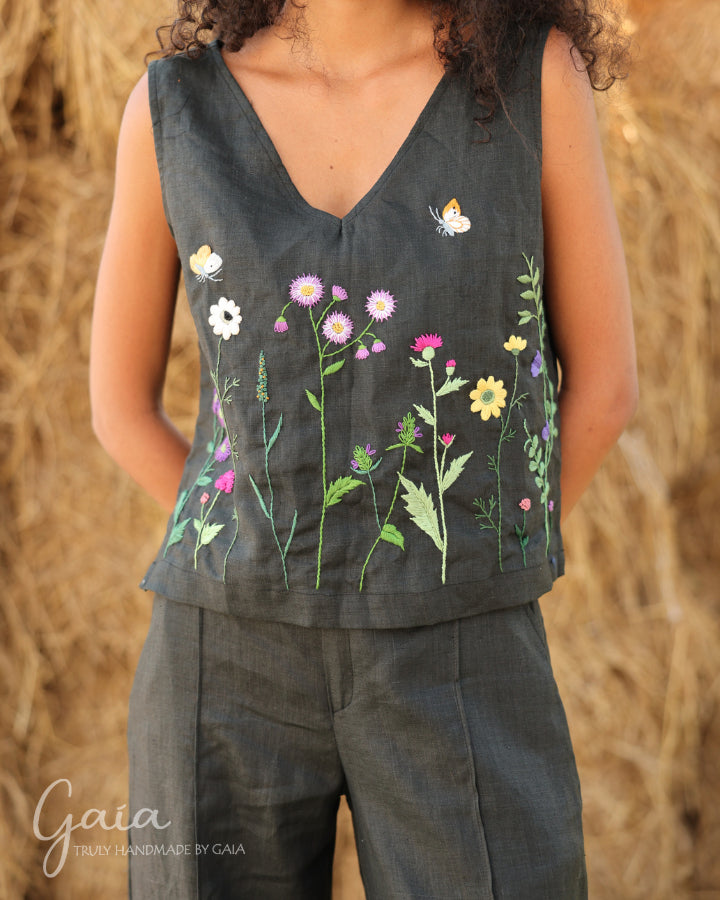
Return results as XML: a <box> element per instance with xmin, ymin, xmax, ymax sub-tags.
<box><xmin>215</xmin><ymin>437</ymin><xmax>231</xmax><ymax>461</ymax></box>
<box><xmin>190</xmin><ymin>245</ymin><xmax>223</xmax><ymax>282</ymax></box>
<box><xmin>504</xmin><ymin>335</ymin><xmax>527</xmax><ymax>355</ymax></box>
<box><xmin>396</xmin><ymin>416</ymin><xmax>423</xmax><ymax>443</ymax></box>
<box><xmin>322</xmin><ymin>311</ymin><xmax>354</xmax><ymax>345</ymax></box>
<box><xmin>200</xmin><ymin>492</ymin><xmax>210</xmax><ymax>505</ymax></box>
<box><xmin>531</xmin><ymin>350</ymin><xmax>543</xmax><ymax>378</ymax></box>
<box><xmin>274</xmin><ymin>316</ymin><xmax>289</xmax><ymax>333</ymax></box>
<box><xmin>469</xmin><ymin>376</ymin><xmax>507</xmax><ymax>420</ymax></box>
<box><xmin>548</xmin><ymin>500</ymin><xmax>555</xmax><ymax>512</ymax></box>
<box><xmin>289</xmin><ymin>274</ymin><xmax>324</xmax><ymax>308</ymax></box>
<box><xmin>215</xmin><ymin>470</ymin><xmax>235</xmax><ymax>493</ymax></box>
<box><xmin>355</xmin><ymin>343</ymin><xmax>370</xmax><ymax>360</ymax></box>
<box><xmin>365</xmin><ymin>290</ymin><xmax>396</xmax><ymax>322</ymax></box>
<box><xmin>208</xmin><ymin>297</ymin><xmax>242</xmax><ymax>341</ymax></box>
<box><xmin>351</xmin><ymin>443</ymin><xmax>376</xmax><ymax>472</ymax></box>
<box><xmin>411</xmin><ymin>332</ymin><xmax>443</xmax><ymax>361</ymax></box>
<box><xmin>212</xmin><ymin>389</ymin><xmax>224</xmax><ymax>425</ymax></box>
<box><xmin>256</xmin><ymin>350</ymin><xmax>269</xmax><ymax>403</ymax></box>
<box><xmin>440</xmin><ymin>433</ymin><xmax>455</xmax><ymax>447</ymax></box>
<box><xmin>519</xmin><ymin>498</ymin><xmax>531</xmax><ymax>512</ymax></box>
<box><xmin>541</xmin><ymin>420</ymin><xmax>550</xmax><ymax>442</ymax></box>
<box><xmin>372</xmin><ymin>339</ymin><xmax>386</xmax><ymax>354</ymax></box>
<box><xmin>446</xmin><ymin>359</ymin><xmax>456</xmax><ymax>375</ymax></box>
<box><xmin>411</xmin><ymin>333</ymin><xmax>443</xmax><ymax>352</ymax></box>
<box><xmin>332</xmin><ymin>285</ymin><xmax>348</xmax><ymax>301</ymax></box>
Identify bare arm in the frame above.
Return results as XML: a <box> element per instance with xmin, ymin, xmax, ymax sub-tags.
<box><xmin>541</xmin><ymin>29</ymin><xmax>638</xmax><ymax>524</ymax></box>
<box><xmin>90</xmin><ymin>72</ymin><xmax>189</xmax><ymax>514</ymax></box>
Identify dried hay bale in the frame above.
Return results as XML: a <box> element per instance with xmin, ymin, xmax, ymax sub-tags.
<box><xmin>1</xmin><ymin>0</ymin><xmax>719</xmax><ymax>898</ymax></box>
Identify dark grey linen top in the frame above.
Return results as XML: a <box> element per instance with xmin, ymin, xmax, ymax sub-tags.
<box><xmin>139</xmin><ymin>25</ymin><xmax>564</xmax><ymax>627</ymax></box>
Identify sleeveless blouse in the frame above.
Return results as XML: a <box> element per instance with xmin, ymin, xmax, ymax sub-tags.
<box><xmin>139</xmin><ymin>26</ymin><xmax>564</xmax><ymax>627</ymax></box>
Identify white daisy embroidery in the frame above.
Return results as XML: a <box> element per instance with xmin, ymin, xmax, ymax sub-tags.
<box><xmin>208</xmin><ymin>297</ymin><xmax>242</xmax><ymax>341</ymax></box>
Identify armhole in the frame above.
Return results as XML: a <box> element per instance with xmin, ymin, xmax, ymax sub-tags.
<box><xmin>147</xmin><ymin>59</ymin><xmax>176</xmax><ymax>241</ymax></box>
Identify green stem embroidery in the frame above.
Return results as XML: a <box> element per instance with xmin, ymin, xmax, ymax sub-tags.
<box><xmin>400</xmin><ymin>342</ymin><xmax>472</xmax><ymax>585</ymax></box>
<box><xmin>518</xmin><ymin>254</ymin><xmax>557</xmax><ymax>551</ymax></box>
<box><xmin>248</xmin><ymin>351</ymin><xmax>297</xmax><ymax>590</ymax></box>
<box><xmin>358</xmin><ymin>412</ymin><xmax>422</xmax><ymax>591</ymax></box>
<box><xmin>193</xmin><ymin>489</ymin><xmax>223</xmax><ymax>568</ymax></box>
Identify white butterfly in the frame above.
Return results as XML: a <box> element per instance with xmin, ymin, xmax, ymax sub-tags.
<box><xmin>429</xmin><ymin>199</ymin><xmax>471</xmax><ymax>236</ymax></box>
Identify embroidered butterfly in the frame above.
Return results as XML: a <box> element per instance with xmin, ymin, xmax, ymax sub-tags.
<box><xmin>190</xmin><ymin>245</ymin><xmax>223</xmax><ymax>282</ymax></box>
<box><xmin>429</xmin><ymin>199</ymin><xmax>472</xmax><ymax>237</ymax></box>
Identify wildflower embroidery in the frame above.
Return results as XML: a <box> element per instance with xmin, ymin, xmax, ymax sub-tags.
<box><xmin>275</xmin><ymin>275</ymin><xmax>397</xmax><ymax>588</ymax></box>
<box><xmin>248</xmin><ymin>351</ymin><xmax>297</xmax><ymax>590</ymax></box>
<box><xmin>192</xmin><ymin>469</ymin><xmax>234</xmax><ymax>567</ymax></box>
<box><xmin>517</xmin><ymin>254</ymin><xmax>558</xmax><ymax>552</ymax></box>
<box><xmin>515</xmin><ymin>498</ymin><xmax>531</xmax><ymax>566</ymax></box>
<box><xmin>189</xmin><ymin>245</ymin><xmax>223</xmax><ymax>283</ymax></box>
<box><xmin>429</xmin><ymin>199</ymin><xmax>471</xmax><ymax>236</ymax></box>
<box><xmin>471</xmin><ymin>334</ymin><xmax>528</xmax><ymax>572</ymax></box>
<box><xmin>357</xmin><ymin>413</ymin><xmax>424</xmax><ymax>591</ymax></box>
<box><xmin>399</xmin><ymin>337</ymin><xmax>472</xmax><ymax>584</ymax></box>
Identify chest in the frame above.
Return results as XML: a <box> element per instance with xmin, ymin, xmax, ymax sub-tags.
<box><xmin>220</xmin><ymin>51</ymin><xmax>447</xmax><ymax>220</ymax></box>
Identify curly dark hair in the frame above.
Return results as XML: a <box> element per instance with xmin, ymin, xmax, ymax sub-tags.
<box><xmin>152</xmin><ymin>0</ymin><xmax>629</xmax><ymax>126</ymax></box>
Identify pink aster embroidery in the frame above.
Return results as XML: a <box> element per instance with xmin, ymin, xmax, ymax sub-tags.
<box><xmin>215</xmin><ymin>470</ymin><xmax>235</xmax><ymax>493</ymax></box>
<box><xmin>332</xmin><ymin>285</ymin><xmax>348</xmax><ymax>301</ymax></box>
<box><xmin>289</xmin><ymin>274</ymin><xmax>324</xmax><ymax>308</ymax></box>
<box><xmin>322</xmin><ymin>311</ymin><xmax>354</xmax><ymax>345</ymax></box>
<box><xmin>371</xmin><ymin>339</ymin><xmax>386</xmax><ymax>353</ymax></box>
<box><xmin>215</xmin><ymin>437</ymin><xmax>231</xmax><ymax>462</ymax></box>
<box><xmin>411</xmin><ymin>333</ymin><xmax>443</xmax><ymax>352</ymax></box>
<box><xmin>365</xmin><ymin>290</ymin><xmax>396</xmax><ymax>322</ymax></box>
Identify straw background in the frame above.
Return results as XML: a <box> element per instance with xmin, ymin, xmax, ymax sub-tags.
<box><xmin>1</xmin><ymin>0</ymin><xmax>718</xmax><ymax>897</ymax></box>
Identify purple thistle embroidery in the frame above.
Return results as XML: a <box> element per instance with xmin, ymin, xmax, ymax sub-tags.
<box><xmin>531</xmin><ymin>350</ymin><xmax>542</xmax><ymax>378</ymax></box>
<box><xmin>411</xmin><ymin>333</ymin><xmax>443</xmax><ymax>352</ymax></box>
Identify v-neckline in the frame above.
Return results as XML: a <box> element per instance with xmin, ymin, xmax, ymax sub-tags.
<box><xmin>209</xmin><ymin>41</ymin><xmax>451</xmax><ymax>226</ymax></box>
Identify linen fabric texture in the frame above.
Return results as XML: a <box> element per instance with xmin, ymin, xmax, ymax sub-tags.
<box><xmin>139</xmin><ymin>25</ymin><xmax>564</xmax><ymax>628</ymax></box>
<box><xmin>127</xmin><ymin>594</ymin><xmax>587</xmax><ymax>899</ymax></box>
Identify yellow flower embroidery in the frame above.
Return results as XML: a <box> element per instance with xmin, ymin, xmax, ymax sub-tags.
<box><xmin>503</xmin><ymin>335</ymin><xmax>527</xmax><ymax>355</ymax></box>
<box><xmin>470</xmin><ymin>376</ymin><xmax>507</xmax><ymax>421</ymax></box>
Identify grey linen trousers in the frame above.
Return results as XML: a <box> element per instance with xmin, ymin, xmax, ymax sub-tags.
<box><xmin>127</xmin><ymin>594</ymin><xmax>587</xmax><ymax>899</ymax></box>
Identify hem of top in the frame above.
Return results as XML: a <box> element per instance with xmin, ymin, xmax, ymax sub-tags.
<box><xmin>138</xmin><ymin>555</ymin><xmax>564</xmax><ymax>629</ymax></box>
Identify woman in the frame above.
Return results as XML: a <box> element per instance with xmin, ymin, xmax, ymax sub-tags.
<box><xmin>91</xmin><ymin>0</ymin><xmax>637</xmax><ymax>896</ymax></box>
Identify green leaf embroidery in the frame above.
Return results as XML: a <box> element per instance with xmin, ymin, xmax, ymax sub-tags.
<box><xmin>322</xmin><ymin>359</ymin><xmax>345</xmax><ymax>377</ymax></box>
<box><xmin>517</xmin><ymin>312</ymin><xmax>533</xmax><ymax>325</ymax></box>
<box><xmin>325</xmin><ymin>476</ymin><xmax>363</xmax><ymax>507</ymax></box>
<box><xmin>196</xmin><ymin>475</ymin><xmax>213</xmax><ymax>487</ymax></box>
<box><xmin>199</xmin><ymin>522</ymin><xmax>225</xmax><ymax>545</ymax></box>
<box><xmin>266</xmin><ymin>414</ymin><xmax>283</xmax><ymax>453</ymax></box>
<box><xmin>192</xmin><ymin>518</ymin><xmax>202</xmax><ymax>534</ymax></box>
<box><xmin>166</xmin><ymin>517</ymin><xmax>190</xmax><ymax>550</ymax></box>
<box><xmin>172</xmin><ymin>489</ymin><xmax>190</xmax><ymax>520</ymax></box>
<box><xmin>440</xmin><ymin>450</ymin><xmax>474</xmax><ymax>493</ymax></box>
<box><xmin>519</xmin><ymin>290</ymin><xmax>536</xmax><ymax>301</ymax></box>
<box><xmin>398</xmin><ymin>473</ymin><xmax>443</xmax><ymax>552</ymax></box>
<box><xmin>306</xmin><ymin>389</ymin><xmax>321</xmax><ymax>411</ymax></box>
<box><xmin>517</xmin><ymin>274</ymin><xmax>533</xmax><ymax>284</ymax></box>
<box><xmin>248</xmin><ymin>474</ymin><xmax>271</xmax><ymax>518</ymax></box>
<box><xmin>285</xmin><ymin>509</ymin><xmax>298</xmax><ymax>556</ymax></box>
<box><xmin>413</xmin><ymin>403</ymin><xmax>436</xmax><ymax>427</ymax></box>
<box><xmin>380</xmin><ymin>523</ymin><xmax>405</xmax><ymax>550</ymax></box>
<box><xmin>410</xmin><ymin>357</ymin><xmax>428</xmax><ymax>368</ymax></box>
<box><xmin>435</xmin><ymin>376</ymin><xmax>470</xmax><ymax>397</ymax></box>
